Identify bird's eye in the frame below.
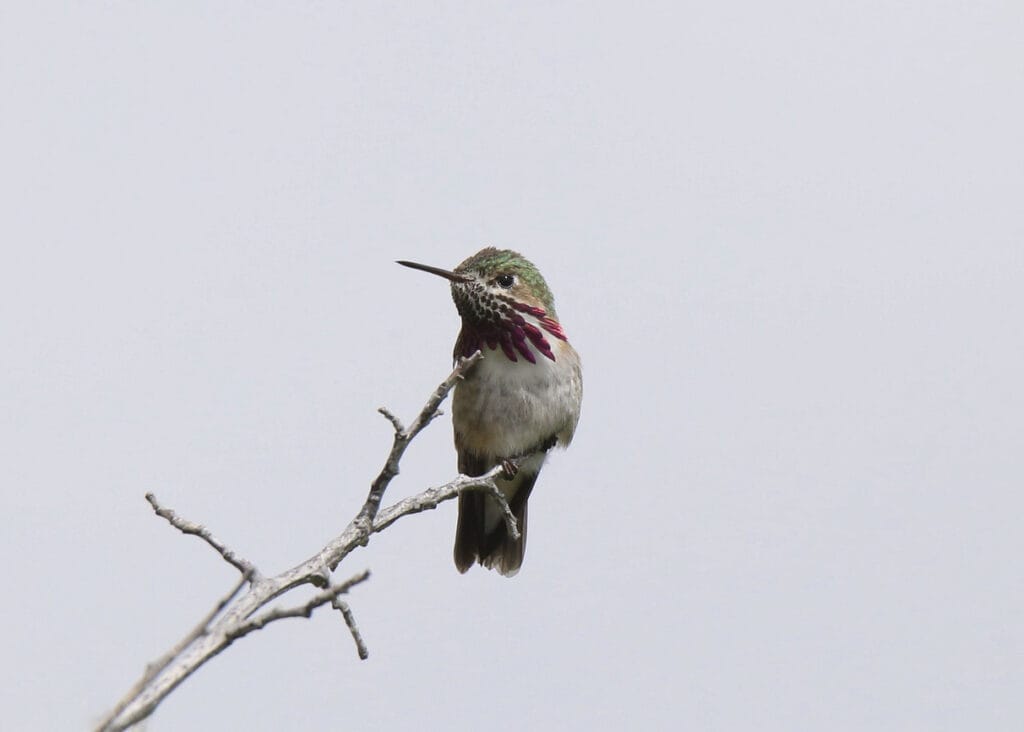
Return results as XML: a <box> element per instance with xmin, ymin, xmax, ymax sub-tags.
<box><xmin>496</xmin><ymin>274</ymin><xmax>515</xmax><ymax>288</ymax></box>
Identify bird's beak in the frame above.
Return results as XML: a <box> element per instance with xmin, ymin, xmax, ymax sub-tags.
<box><xmin>396</xmin><ymin>260</ymin><xmax>472</xmax><ymax>283</ymax></box>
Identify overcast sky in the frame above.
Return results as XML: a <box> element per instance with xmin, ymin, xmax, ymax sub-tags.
<box><xmin>2</xmin><ymin>2</ymin><xmax>1022</xmax><ymax>730</ymax></box>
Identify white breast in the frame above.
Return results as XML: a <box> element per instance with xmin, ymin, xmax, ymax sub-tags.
<box><xmin>453</xmin><ymin>338</ymin><xmax>581</xmax><ymax>459</ymax></box>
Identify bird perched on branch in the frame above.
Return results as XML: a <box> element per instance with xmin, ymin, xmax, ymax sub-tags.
<box><xmin>398</xmin><ymin>248</ymin><xmax>582</xmax><ymax>576</ymax></box>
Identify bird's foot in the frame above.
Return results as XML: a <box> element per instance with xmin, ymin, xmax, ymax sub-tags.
<box><xmin>501</xmin><ymin>459</ymin><xmax>519</xmax><ymax>480</ymax></box>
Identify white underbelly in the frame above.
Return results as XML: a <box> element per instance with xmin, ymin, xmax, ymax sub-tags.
<box><xmin>452</xmin><ymin>345</ymin><xmax>579</xmax><ymax>458</ymax></box>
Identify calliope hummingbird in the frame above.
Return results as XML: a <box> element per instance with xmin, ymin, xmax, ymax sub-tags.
<box><xmin>398</xmin><ymin>248</ymin><xmax>582</xmax><ymax>576</ymax></box>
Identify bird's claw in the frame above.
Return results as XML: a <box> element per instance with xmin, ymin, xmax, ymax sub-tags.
<box><xmin>501</xmin><ymin>459</ymin><xmax>519</xmax><ymax>480</ymax></box>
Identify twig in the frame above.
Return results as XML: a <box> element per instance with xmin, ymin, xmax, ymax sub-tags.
<box><xmin>371</xmin><ymin>465</ymin><xmax>518</xmax><ymax>541</ymax></box>
<box><xmin>357</xmin><ymin>352</ymin><xmax>484</xmax><ymax>526</ymax></box>
<box><xmin>229</xmin><ymin>570</ymin><xmax>370</xmax><ymax>640</ymax></box>
<box><xmin>144</xmin><ymin>493</ymin><xmax>258</xmax><ymax>578</ymax></box>
<box><xmin>332</xmin><ymin>598</ymin><xmax>368</xmax><ymax>660</ymax></box>
<box><xmin>95</xmin><ymin>572</ymin><xmax>251</xmax><ymax>731</ymax></box>
<box><xmin>377</xmin><ymin>407</ymin><xmax>405</xmax><ymax>434</ymax></box>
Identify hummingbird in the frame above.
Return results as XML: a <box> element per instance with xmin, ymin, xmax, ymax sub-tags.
<box><xmin>398</xmin><ymin>248</ymin><xmax>582</xmax><ymax>576</ymax></box>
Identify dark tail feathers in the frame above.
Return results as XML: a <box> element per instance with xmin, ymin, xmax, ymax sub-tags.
<box><xmin>453</xmin><ymin>491</ymin><xmax>528</xmax><ymax>577</ymax></box>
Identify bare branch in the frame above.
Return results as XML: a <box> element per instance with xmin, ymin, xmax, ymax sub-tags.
<box><xmin>96</xmin><ymin>353</ymin><xmax>486</xmax><ymax>731</ymax></box>
<box><xmin>229</xmin><ymin>570</ymin><xmax>370</xmax><ymax>640</ymax></box>
<box><xmin>144</xmin><ymin>493</ymin><xmax>259</xmax><ymax>578</ymax></box>
<box><xmin>377</xmin><ymin>406</ymin><xmax>405</xmax><ymax>434</ymax></box>
<box><xmin>371</xmin><ymin>465</ymin><xmax>519</xmax><ymax>541</ymax></box>
<box><xmin>332</xmin><ymin>598</ymin><xmax>369</xmax><ymax>660</ymax></box>
<box><xmin>357</xmin><ymin>351</ymin><xmax>483</xmax><ymax>524</ymax></box>
<box><xmin>95</xmin><ymin>572</ymin><xmax>251</xmax><ymax>732</ymax></box>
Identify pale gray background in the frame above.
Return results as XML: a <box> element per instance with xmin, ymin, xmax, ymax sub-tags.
<box><xmin>2</xmin><ymin>2</ymin><xmax>1022</xmax><ymax>730</ymax></box>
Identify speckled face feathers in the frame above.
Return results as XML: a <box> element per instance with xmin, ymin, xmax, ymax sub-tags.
<box><xmin>398</xmin><ymin>248</ymin><xmax>570</xmax><ymax>365</ymax></box>
<box><xmin>447</xmin><ymin>248</ymin><xmax>568</xmax><ymax>364</ymax></box>
<box><xmin>453</xmin><ymin>248</ymin><xmax>557</xmax><ymax>316</ymax></box>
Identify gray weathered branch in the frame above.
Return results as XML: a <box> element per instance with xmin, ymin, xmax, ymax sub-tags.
<box><xmin>96</xmin><ymin>352</ymin><xmax>514</xmax><ymax>731</ymax></box>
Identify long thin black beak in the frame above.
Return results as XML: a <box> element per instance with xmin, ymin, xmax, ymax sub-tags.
<box><xmin>396</xmin><ymin>260</ymin><xmax>472</xmax><ymax>283</ymax></box>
